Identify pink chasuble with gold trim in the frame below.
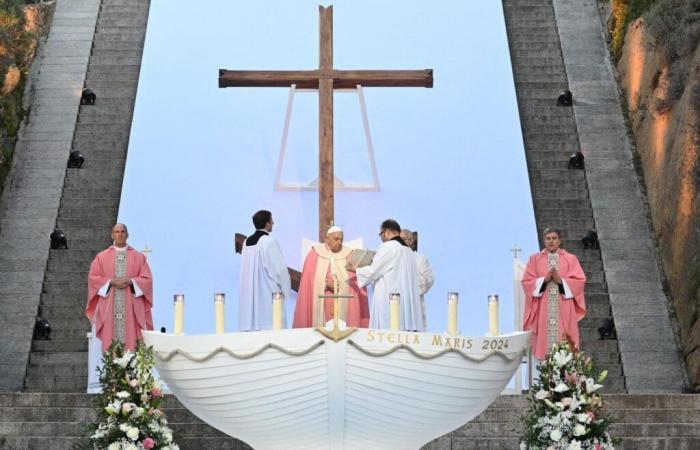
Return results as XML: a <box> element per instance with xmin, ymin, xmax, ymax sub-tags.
<box><xmin>522</xmin><ymin>249</ymin><xmax>586</xmax><ymax>360</ymax></box>
<box><xmin>86</xmin><ymin>246</ymin><xmax>154</xmax><ymax>351</ymax></box>
<box><xmin>293</xmin><ymin>244</ymin><xmax>369</xmax><ymax>328</ymax></box>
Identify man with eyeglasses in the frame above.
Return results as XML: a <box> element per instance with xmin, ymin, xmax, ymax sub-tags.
<box><xmin>351</xmin><ymin>219</ymin><xmax>423</xmax><ymax>331</ymax></box>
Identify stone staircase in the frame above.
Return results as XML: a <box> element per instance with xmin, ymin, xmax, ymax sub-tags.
<box><xmin>502</xmin><ymin>0</ymin><xmax>626</xmax><ymax>392</ymax></box>
<box><xmin>22</xmin><ymin>0</ymin><xmax>151</xmax><ymax>393</ymax></box>
<box><xmin>2</xmin><ymin>393</ymin><xmax>700</xmax><ymax>450</ymax></box>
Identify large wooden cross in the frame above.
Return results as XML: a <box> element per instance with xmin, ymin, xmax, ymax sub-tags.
<box><xmin>219</xmin><ymin>5</ymin><xmax>433</xmax><ymax>241</ymax></box>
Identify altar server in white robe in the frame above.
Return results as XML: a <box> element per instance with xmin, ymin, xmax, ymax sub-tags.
<box><xmin>401</xmin><ymin>228</ymin><xmax>434</xmax><ymax>328</ymax></box>
<box><xmin>239</xmin><ymin>210</ymin><xmax>291</xmax><ymax>331</ymax></box>
<box><xmin>353</xmin><ymin>219</ymin><xmax>424</xmax><ymax>331</ymax></box>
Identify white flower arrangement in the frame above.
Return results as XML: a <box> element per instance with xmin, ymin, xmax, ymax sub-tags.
<box><xmin>83</xmin><ymin>341</ymin><xmax>177</xmax><ymax>450</ymax></box>
<box><xmin>520</xmin><ymin>342</ymin><xmax>616</xmax><ymax>449</ymax></box>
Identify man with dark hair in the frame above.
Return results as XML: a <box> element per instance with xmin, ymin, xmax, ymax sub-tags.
<box><xmin>239</xmin><ymin>210</ymin><xmax>291</xmax><ymax>331</ymax></box>
<box><xmin>522</xmin><ymin>227</ymin><xmax>586</xmax><ymax>360</ymax></box>
<box><xmin>252</xmin><ymin>210</ymin><xmax>272</xmax><ymax>230</ymax></box>
<box><xmin>352</xmin><ymin>219</ymin><xmax>423</xmax><ymax>331</ymax></box>
<box><xmin>380</xmin><ymin>219</ymin><xmax>401</xmax><ymax>233</ymax></box>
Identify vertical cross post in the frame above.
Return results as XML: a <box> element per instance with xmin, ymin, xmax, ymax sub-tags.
<box><xmin>318</xmin><ymin>5</ymin><xmax>334</xmax><ymax>241</ymax></box>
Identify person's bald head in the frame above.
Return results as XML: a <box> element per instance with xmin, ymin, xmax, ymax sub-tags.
<box><xmin>400</xmin><ymin>229</ymin><xmax>414</xmax><ymax>248</ymax></box>
<box><xmin>111</xmin><ymin>223</ymin><xmax>129</xmax><ymax>247</ymax></box>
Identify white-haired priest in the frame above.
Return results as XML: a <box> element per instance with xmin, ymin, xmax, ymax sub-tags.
<box><xmin>238</xmin><ymin>210</ymin><xmax>291</xmax><ymax>331</ymax></box>
<box><xmin>293</xmin><ymin>226</ymin><xmax>369</xmax><ymax>328</ymax></box>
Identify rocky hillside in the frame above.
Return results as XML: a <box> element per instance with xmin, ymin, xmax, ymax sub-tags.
<box><xmin>607</xmin><ymin>0</ymin><xmax>700</xmax><ymax>388</ymax></box>
<box><xmin>0</xmin><ymin>0</ymin><xmax>54</xmax><ymax>199</ymax></box>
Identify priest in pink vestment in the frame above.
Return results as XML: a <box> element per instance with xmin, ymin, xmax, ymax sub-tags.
<box><xmin>293</xmin><ymin>226</ymin><xmax>369</xmax><ymax>328</ymax></box>
<box><xmin>522</xmin><ymin>228</ymin><xmax>586</xmax><ymax>360</ymax></box>
<box><xmin>85</xmin><ymin>223</ymin><xmax>154</xmax><ymax>351</ymax></box>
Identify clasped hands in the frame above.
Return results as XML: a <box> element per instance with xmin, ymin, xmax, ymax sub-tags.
<box><xmin>110</xmin><ymin>277</ymin><xmax>133</xmax><ymax>290</ymax></box>
<box><xmin>544</xmin><ymin>267</ymin><xmax>562</xmax><ymax>285</ymax></box>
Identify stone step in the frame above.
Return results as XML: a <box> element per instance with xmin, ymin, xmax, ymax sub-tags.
<box><xmin>39</xmin><ymin>298</ymin><xmax>89</xmax><ymax>312</ymax></box>
<box><xmin>531</xmin><ymin>188</ymin><xmax>589</xmax><ymax>200</ymax></box>
<box><xmin>96</xmin><ymin>17</ymin><xmax>148</xmax><ymax>27</ymax></box>
<box><xmin>57</xmin><ymin>207</ymin><xmax>119</xmax><ymax>221</ymax></box>
<box><xmin>22</xmin><ymin>377</ymin><xmax>87</xmax><ymax>393</ymax></box>
<box><xmin>91</xmin><ymin>39</ymin><xmax>144</xmax><ymax>50</ymax></box>
<box><xmin>39</xmin><ymin>328</ymin><xmax>90</xmax><ymax>340</ymax></box>
<box><xmin>534</xmin><ymin>206</ymin><xmax>593</xmax><ymax>219</ymax></box>
<box><xmin>49</xmin><ymin>249</ymin><xmax>106</xmax><ymax>262</ymax></box>
<box><xmin>510</xmin><ymin>49</ymin><xmax>563</xmax><ymax>60</ymax></box>
<box><xmin>524</xmin><ymin>150</ymin><xmax>586</xmax><ymax>161</ymax></box>
<box><xmin>26</xmin><ymin>351</ymin><xmax>86</xmax><ymax>366</ymax></box>
<box><xmin>29</xmin><ymin>316</ymin><xmax>91</xmax><ymax>332</ymax></box>
<box><xmin>77</xmin><ymin>112</ymin><xmax>133</xmax><ymax>124</ymax></box>
<box><xmin>71</xmin><ymin>140</ymin><xmax>130</xmax><ymax>152</ymax></box>
<box><xmin>31</xmin><ymin>339</ymin><xmax>88</xmax><ymax>353</ymax></box>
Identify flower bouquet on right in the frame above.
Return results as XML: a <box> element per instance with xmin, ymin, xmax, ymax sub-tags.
<box><xmin>520</xmin><ymin>342</ymin><xmax>617</xmax><ymax>450</ymax></box>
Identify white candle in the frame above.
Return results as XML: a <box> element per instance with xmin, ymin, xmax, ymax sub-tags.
<box><xmin>272</xmin><ymin>292</ymin><xmax>284</xmax><ymax>330</ymax></box>
<box><xmin>488</xmin><ymin>294</ymin><xmax>499</xmax><ymax>336</ymax></box>
<box><xmin>173</xmin><ymin>294</ymin><xmax>185</xmax><ymax>335</ymax></box>
<box><xmin>214</xmin><ymin>293</ymin><xmax>225</xmax><ymax>334</ymax></box>
<box><xmin>390</xmin><ymin>293</ymin><xmax>400</xmax><ymax>331</ymax></box>
<box><xmin>447</xmin><ymin>292</ymin><xmax>459</xmax><ymax>335</ymax></box>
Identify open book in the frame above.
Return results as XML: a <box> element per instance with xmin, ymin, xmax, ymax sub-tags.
<box><xmin>346</xmin><ymin>249</ymin><xmax>376</xmax><ymax>269</ymax></box>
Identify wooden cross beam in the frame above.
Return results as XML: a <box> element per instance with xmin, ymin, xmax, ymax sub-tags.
<box><xmin>219</xmin><ymin>5</ymin><xmax>433</xmax><ymax>242</ymax></box>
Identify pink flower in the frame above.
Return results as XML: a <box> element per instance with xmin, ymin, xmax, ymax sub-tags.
<box><xmin>561</xmin><ymin>397</ymin><xmax>573</xmax><ymax>407</ymax></box>
<box><xmin>129</xmin><ymin>379</ymin><xmax>139</xmax><ymax>387</ymax></box>
<box><xmin>565</xmin><ymin>371</ymin><xmax>578</xmax><ymax>384</ymax></box>
<box><xmin>151</xmin><ymin>387</ymin><xmax>162</xmax><ymax>398</ymax></box>
<box><xmin>594</xmin><ymin>444</ymin><xmax>601</xmax><ymax>450</ymax></box>
<box><xmin>588</xmin><ymin>411</ymin><xmax>596</xmax><ymax>421</ymax></box>
<box><xmin>143</xmin><ymin>437</ymin><xmax>155</xmax><ymax>449</ymax></box>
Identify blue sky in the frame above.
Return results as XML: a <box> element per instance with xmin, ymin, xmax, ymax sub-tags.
<box><xmin>119</xmin><ymin>0</ymin><xmax>538</xmax><ymax>336</ymax></box>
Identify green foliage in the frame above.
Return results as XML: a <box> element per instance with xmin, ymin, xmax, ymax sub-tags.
<box><xmin>0</xmin><ymin>0</ymin><xmax>42</xmax><ymax>202</ymax></box>
<box><xmin>81</xmin><ymin>340</ymin><xmax>180</xmax><ymax>450</ymax></box>
<box><xmin>610</xmin><ymin>0</ymin><xmax>659</xmax><ymax>59</ymax></box>
<box><xmin>0</xmin><ymin>0</ymin><xmax>25</xmax><ymax>15</ymax></box>
<box><xmin>520</xmin><ymin>343</ymin><xmax>618</xmax><ymax>450</ymax></box>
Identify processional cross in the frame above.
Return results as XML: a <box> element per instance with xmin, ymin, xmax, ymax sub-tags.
<box><xmin>219</xmin><ymin>5</ymin><xmax>433</xmax><ymax>241</ymax></box>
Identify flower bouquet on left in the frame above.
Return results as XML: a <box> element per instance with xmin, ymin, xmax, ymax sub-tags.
<box><xmin>76</xmin><ymin>340</ymin><xmax>178</xmax><ymax>450</ymax></box>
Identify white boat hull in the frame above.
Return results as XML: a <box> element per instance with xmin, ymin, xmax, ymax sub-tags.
<box><xmin>143</xmin><ymin>328</ymin><xmax>529</xmax><ymax>450</ymax></box>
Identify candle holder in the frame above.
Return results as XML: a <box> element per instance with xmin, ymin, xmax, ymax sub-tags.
<box><xmin>488</xmin><ymin>294</ymin><xmax>499</xmax><ymax>336</ymax></box>
<box><xmin>173</xmin><ymin>294</ymin><xmax>185</xmax><ymax>335</ymax></box>
<box><xmin>447</xmin><ymin>292</ymin><xmax>459</xmax><ymax>335</ymax></box>
<box><xmin>389</xmin><ymin>293</ymin><xmax>400</xmax><ymax>331</ymax></box>
<box><xmin>214</xmin><ymin>293</ymin><xmax>225</xmax><ymax>334</ymax></box>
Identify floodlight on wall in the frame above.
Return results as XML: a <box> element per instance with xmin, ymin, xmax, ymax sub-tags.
<box><xmin>582</xmin><ymin>229</ymin><xmax>599</xmax><ymax>249</ymax></box>
<box><xmin>67</xmin><ymin>151</ymin><xmax>84</xmax><ymax>168</ymax></box>
<box><xmin>34</xmin><ymin>318</ymin><xmax>51</xmax><ymax>340</ymax></box>
<box><xmin>81</xmin><ymin>88</ymin><xmax>96</xmax><ymax>105</ymax></box>
<box><xmin>50</xmin><ymin>229</ymin><xmax>68</xmax><ymax>249</ymax></box>
<box><xmin>557</xmin><ymin>89</ymin><xmax>572</xmax><ymax>106</ymax></box>
<box><xmin>567</xmin><ymin>151</ymin><xmax>585</xmax><ymax>170</ymax></box>
<box><xmin>598</xmin><ymin>318</ymin><xmax>616</xmax><ymax>340</ymax></box>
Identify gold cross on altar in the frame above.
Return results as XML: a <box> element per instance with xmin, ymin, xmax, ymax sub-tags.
<box><xmin>218</xmin><ymin>5</ymin><xmax>433</xmax><ymax>241</ymax></box>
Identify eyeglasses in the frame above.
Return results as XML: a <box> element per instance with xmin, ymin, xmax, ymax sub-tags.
<box><xmin>378</xmin><ymin>230</ymin><xmax>385</xmax><ymax>237</ymax></box>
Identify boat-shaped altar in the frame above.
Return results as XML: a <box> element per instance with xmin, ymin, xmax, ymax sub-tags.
<box><xmin>144</xmin><ymin>327</ymin><xmax>529</xmax><ymax>450</ymax></box>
